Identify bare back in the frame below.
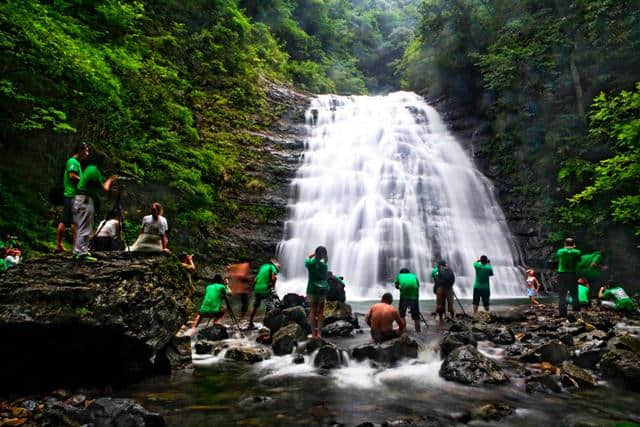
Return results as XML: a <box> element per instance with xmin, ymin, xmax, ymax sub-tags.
<box><xmin>368</xmin><ymin>303</ymin><xmax>401</xmax><ymax>333</ymax></box>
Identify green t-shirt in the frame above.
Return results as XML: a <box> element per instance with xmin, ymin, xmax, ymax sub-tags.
<box><xmin>577</xmin><ymin>252</ymin><xmax>602</xmax><ymax>280</ymax></box>
<box><xmin>77</xmin><ymin>165</ymin><xmax>105</xmax><ymax>200</ymax></box>
<box><xmin>569</xmin><ymin>284</ymin><xmax>590</xmax><ymax>305</ymax></box>
<box><xmin>602</xmin><ymin>287</ymin><xmax>635</xmax><ymax>312</ymax></box>
<box><xmin>473</xmin><ymin>261</ymin><xmax>493</xmax><ymax>290</ymax></box>
<box><xmin>557</xmin><ymin>247</ymin><xmax>582</xmax><ymax>273</ymax></box>
<box><xmin>305</xmin><ymin>257</ymin><xmax>328</xmax><ymax>296</ymax></box>
<box><xmin>394</xmin><ymin>272</ymin><xmax>420</xmax><ymax>300</ymax></box>
<box><xmin>254</xmin><ymin>263</ymin><xmax>278</xmax><ymax>295</ymax></box>
<box><xmin>199</xmin><ymin>283</ymin><xmax>227</xmax><ymax>314</ymax></box>
<box><xmin>63</xmin><ymin>157</ymin><xmax>82</xmax><ymax>198</ymax></box>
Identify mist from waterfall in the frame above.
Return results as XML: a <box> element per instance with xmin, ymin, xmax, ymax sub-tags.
<box><xmin>276</xmin><ymin>92</ymin><xmax>524</xmax><ymax>299</ymax></box>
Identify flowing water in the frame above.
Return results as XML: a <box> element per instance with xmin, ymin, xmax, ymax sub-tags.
<box><xmin>276</xmin><ymin>92</ymin><xmax>524</xmax><ymax>299</ymax></box>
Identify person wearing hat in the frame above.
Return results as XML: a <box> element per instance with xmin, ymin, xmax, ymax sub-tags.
<box><xmin>525</xmin><ymin>269</ymin><xmax>542</xmax><ymax>305</ymax></box>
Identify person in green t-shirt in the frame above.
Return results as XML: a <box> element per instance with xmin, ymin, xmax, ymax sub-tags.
<box><xmin>72</xmin><ymin>157</ymin><xmax>117</xmax><ymax>261</ymax></box>
<box><xmin>394</xmin><ymin>268</ymin><xmax>422</xmax><ymax>332</ymax></box>
<box><xmin>432</xmin><ymin>260</ymin><xmax>456</xmax><ymax>325</ymax></box>
<box><xmin>306</xmin><ymin>246</ymin><xmax>329</xmax><ymax>338</ymax></box>
<box><xmin>556</xmin><ymin>237</ymin><xmax>582</xmax><ymax>317</ymax></box>
<box><xmin>473</xmin><ymin>255</ymin><xmax>494</xmax><ymax>316</ymax></box>
<box><xmin>598</xmin><ymin>280</ymin><xmax>636</xmax><ymax>313</ymax></box>
<box><xmin>567</xmin><ymin>278</ymin><xmax>590</xmax><ymax>309</ymax></box>
<box><xmin>191</xmin><ymin>274</ymin><xmax>230</xmax><ymax>333</ymax></box>
<box><xmin>248</xmin><ymin>258</ymin><xmax>280</xmax><ymax>328</ymax></box>
<box><xmin>56</xmin><ymin>142</ymin><xmax>89</xmax><ymax>253</ymax></box>
<box><xmin>577</xmin><ymin>250</ymin><xmax>607</xmax><ymax>285</ymax></box>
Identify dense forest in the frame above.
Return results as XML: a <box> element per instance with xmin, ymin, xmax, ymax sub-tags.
<box><xmin>0</xmin><ymin>0</ymin><xmax>638</xmax><ymax>277</ymax></box>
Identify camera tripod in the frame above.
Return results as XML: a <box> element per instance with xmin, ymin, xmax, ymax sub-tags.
<box><xmin>89</xmin><ymin>187</ymin><xmax>130</xmax><ymax>254</ymax></box>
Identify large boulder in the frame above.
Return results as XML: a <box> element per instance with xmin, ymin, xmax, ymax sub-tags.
<box><xmin>44</xmin><ymin>398</ymin><xmax>164</xmax><ymax>426</ymax></box>
<box><xmin>264</xmin><ymin>306</ymin><xmax>310</xmax><ymax>336</ymax></box>
<box><xmin>225</xmin><ymin>344</ymin><xmax>272</xmax><ymax>363</ymax></box>
<box><xmin>197</xmin><ymin>324</ymin><xmax>229</xmax><ymax>341</ymax></box>
<box><xmin>351</xmin><ymin>334</ymin><xmax>419</xmax><ymax>365</ymax></box>
<box><xmin>0</xmin><ymin>253</ymin><xmax>192</xmax><ymax>393</ymax></box>
<box><xmin>561</xmin><ymin>361</ymin><xmax>597</xmax><ymax>388</ymax></box>
<box><xmin>489</xmin><ymin>327</ymin><xmax>515</xmax><ymax>345</ymax></box>
<box><xmin>322</xmin><ymin>320</ymin><xmax>354</xmax><ymax>337</ymax></box>
<box><xmin>281</xmin><ymin>293</ymin><xmax>306</xmax><ymax>309</ymax></box>
<box><xmin>520</xmin><ymin>341</ymin><xmax>570</xmax><ymax>365</ymax></box>
<box><xmin>440</xmin><ymin>332</ymin><xmax>477</xmax><ymax>359</ymax></box>
<box><xmin>525</xmin><ymin>374</ymin><xmax>562</xmax><ymax>394</ymax></box>
<box><xmin>323</xmin><ymin>301</ymin><xmax>356</xmax><ymax>326</ymax></box>
<box><xmin>157</xmin><ymin>335</ymin><xmax>192</xmax><ymax>371</ymax></box>
<box><xmin>272</xmin><ymin>323</ymin><xmax>305</xmax><ymax>355</ymax></box>
<box><xmin>599</xmin><ymin>349</ymin><xmax>640</xmax><ymax>391</ymax></box>
<box><xmin>303</xmin><ymin>337</ymin><xmax>333</xmax><ymax>355</ymax></box>
<box><xmin>440</xmin><ymin>345</ymin><xmax>509</xmax><ymax>385</ymax></box>
<box><xmin>313</xmin><ymin>344</ymin><xmax>343</xmax><ymax>369</ymax></box>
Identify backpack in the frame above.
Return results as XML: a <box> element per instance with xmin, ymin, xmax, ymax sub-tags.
<box><xmin>436</xmin><ymin>266</ymin><xmax>455</xmax><ymax>287</ymax></box>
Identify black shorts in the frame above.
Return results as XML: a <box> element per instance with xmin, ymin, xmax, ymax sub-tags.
<box><xmin>62</xmin><ymin>197</ymin><xmax>74</xmax><ymax>226</ymax></box>
<box><xmin>399</xmin><ymin>298</ymin><xmax>420</xmax><ymax>320</ymax></box>
<box><xmin>473</xmin><ymin>288</ymin><xmax>490</xmax><ymax>308</ymax></box>
<box><xmin>254</xmin><ymin>293</ymin><xmax>267</xmax><ymax>309</ymax></box>
<box><xmin>372</xmin><ymin>329</ymin><xmax>400</xmax><ymax>343</ymax></box>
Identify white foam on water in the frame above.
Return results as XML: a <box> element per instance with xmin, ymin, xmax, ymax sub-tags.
<box><xmin>277</xmin><ymin>92</ymin><xmax>525</xmax><ymax>298</ymax></box>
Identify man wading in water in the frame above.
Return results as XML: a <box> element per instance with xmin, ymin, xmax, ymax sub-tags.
<box><xmin>365</xmin><ymin>293</ymin><xmax>406</xmax><ymax>343</ymax></box>
<box><xmin>394</xmin><ymin>267</ymin><xmax>422</xmax><ymax>332</ymax></box>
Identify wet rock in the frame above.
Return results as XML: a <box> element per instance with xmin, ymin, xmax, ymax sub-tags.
<box><xmin>264</xmin><ymin>306</ymin><xmax>310</xmax><ymax>336</ymax></box>
<box><xmin>323</xmin><ymin>301</ymin><xmax>357</xmax><ymax>327</ymax></box>
<box><xmin>322</xmin><ymin>320</ymin><xmax>354</xmax><ymax>337</ymax></box>
<box><xmin>440</xmin><ymin>345</ymin><xmax>509</xmax><ymax>385</ymax></box>
<box><xmin>225</xmin><ymin>344</ymin><xmax>272</xmax><ymax>363</ymax></box>
<box><xmin>573</xmin><ymin>340</ymin><xmax>605</xmax><ymax>369</ymax></box>
<box><xmin>559</xmin><ymin>333</ymin><xmax>574</xmax><ymax>347</ymax></box>
<box><xmin>197</xmin><ymin>324</ymin><xmax>228</xmax><ymax>342</ymax></box>
<box><xmin>473</xmin><ymin>312</ymin><xmax>492</xmax><ymax>324</ymax></box>
<box><xmin>561</xmin><ymin>361</ymin><xmax>597</xmax><ymax>388</ymax></box>
<box><xmin>272</xmin><ymin>323</ymin><xmax>305</xmax><ymax>355</ymax></box>
<box><xmin>489</xmin><ymin>327</ymin><xmax>515</xmax><ymax>345</ymax></box>
<box><xmin>521</xmin><ymin>341</ymin><xmax>570</xmax><ymax>365</ymax></box>
<box><xmin>607</xmin><ymin>334</ymin><xmax>640</xmax><ymax>354</ymax></box>
<box><xmin>351</xmin><ymin>334</ymin><xmax>419</xmax><ymax>365</ymax></box>
<box><xmin>281</xmin><ymin>293</ymin><xmax>306</xmax><ymax>309</ymax></box>
<box><xmin>256</xmin><ymin>328</ymin><xmax>272</xmax><ymax>345</ymax></box>
<box><xmin>449</xmin><ymin>322</ymin><xmax>472</xmax><ymax>333</ymax></box>
<box><xmin>293</xmin><ymin>353</ymin><xmax>305</xmax><ymax>364</ymax></box>
<box><xmin>471</xmin><ymin>401</ymin><xmax>514</xmax><ymax>421</ymax></box>
<box><xmin>574</xmin><ymin>329</ymin><xmax>608</xmax><ymax>343</ymax></box>
<box><xmin>195</xmin><ymin>340</ymin><xmax>215</xmax><ymax>355</ymax></box>
<box><xmin>0</xmin><ymin>253</ymin><xmax>192</xmax><ymax>393</ymax></box>
<box><xmin>45</xmin><ymin>398</ymin><xmax>165</xmax><ymax>426</ymax></box>
<box><xmin>314</xmin><ymin>344</ymin><xmax>342</xmax><ymax>369</ymax></box>
<box><xmin>526</xmin><ymin>374</ymin><xmax>562</xmax><ymax>394</ymax></box>
<box><xmin>237</xmin><ymin>396</ymin><xmax>274</xmax><ymax>409</ymax></box>
<box><xmin>491</xmin><ymin>308</ymin><xmax>527</xmax><ymax>323</ymax></box>
<box><xmin>440</xmin><ymin>332</ymin><xmax>477</xmax><ymax>359</ymax></box>
<box><xmin>599</xmin><ymin>349</ymin><xmax>640</xmax><ymax>391</ymax></box>
<box><xmin>159</xmin><ymin>335</ymin><xmax>192</xmax><ymax>370</ymax></box>
<box><xmin>304</xmin><ymin>337</ymin><xmax>333</xmax><ymax>354</ymax></box>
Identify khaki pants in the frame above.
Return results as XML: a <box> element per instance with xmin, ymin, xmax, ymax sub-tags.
<box><xmin>436</xmin><ymin>286</ymin><xmax>454</xmax><ymax>316</ymax></box>
<box><xmin>73</xmin><ymin>195</ymin><xmax>94</xmax><ymax>256</ymax></box>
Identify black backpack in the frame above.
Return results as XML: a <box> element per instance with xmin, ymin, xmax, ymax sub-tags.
<box><xmin>436</xmin><ymin>266</ymin><xmax>455</xmax><ymax>287</ymax></box>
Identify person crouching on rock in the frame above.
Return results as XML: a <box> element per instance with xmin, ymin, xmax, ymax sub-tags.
<box><xmin>191</xmin><ymin>274</ymin><xmax>230</xmax><ymax>333</ymax></box>
<box><xmin>598</xmin><ymin>280</ymin><xmax>636</xmax><ymax>313</ymax></box>
<box><xmin>394</xmin><ymin>267</ymin><xmax>422</xmax><ymax>332</ymax></box>
<box><xmin>248</xmin><ymin>258</ymin><xmax>280</xmax><ymax>328</ymax></box>
<box><xmin>365</xmin><ymin>293</ymin><xmax>406</xmax><ymax>343</ymax></box>
<box><xmin>306</xmin><ymin>246</ymin><xmax>329</xmax><ymax>338</ymax></box>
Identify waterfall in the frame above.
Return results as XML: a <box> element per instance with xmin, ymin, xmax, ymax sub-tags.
<box><xmin>276</xmin><ymin>92</ymin><xmax>524</xmax><ymax>299</ymax></box>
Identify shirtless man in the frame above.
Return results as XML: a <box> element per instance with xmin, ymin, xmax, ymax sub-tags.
<box><xmin>365</xmin><ymin>293</ymin><xmax>406</xmax><ymax>343</ymax></box>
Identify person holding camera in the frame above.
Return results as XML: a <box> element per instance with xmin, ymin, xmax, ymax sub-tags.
<box><xmin>394</xmin><ymin>267</ymin><xmax>422</xmax><ymax>332</ymax></box>
<box><xmin>472</xmin><ymin>255</ymin><xmax>493</xmax><ymax>316</ymax></box>
<box><xmin>556</xmin><ymin>237</ymin><xmax>582</xmax><ymax>317</ymax></box>
<box><xmin>72</xmin><ymin>157</ymin><xmax>117</xmax><ymax>261</ymax></box>
<box><xmin>432</xmin><ymin>260</ymin><xmax>456</xmax><ymax>325</ymax></box>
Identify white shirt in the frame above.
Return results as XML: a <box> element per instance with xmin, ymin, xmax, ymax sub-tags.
<box><xmin>141</xmin><ymin>215</ymin><xmax>168</xmax><ymax>236</ymax></box>
<box><xmin>97</xmin><ymin>219</ymin><xmax>119</xmax><ymax>237</ymax></box>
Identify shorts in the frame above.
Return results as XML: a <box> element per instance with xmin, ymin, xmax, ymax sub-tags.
<box><xmin>253</xmin><ymin>293</ymin><xmax>267</xmax><ymax>309</ymax></box>
<box><xmin>473</xmin><ymin>288</ymin><xmax>490</xmax><ymax>308</ymax></box>
<box><xmin>308</xmin><ymin>293</ymin><xmax>327</xmax><ymax>306</ymax></box>
<box><xmin>372</xmin><ymin>329</ymin><xmax>400</xmax><ymax>343</ymax></box>
<box><xmin>527</xmin><ymin>288</ymin><xmax>536</xmax><ymax>298</ymax></box>
<box><xmin>399</xmin><ymin>298</ymin><xmax>420</xmax><ymax>320</ymax></box>
<box><xmin>62</xmin><ymin>196</ymin><xmax>74</xmax><ymax>226</ymax></box>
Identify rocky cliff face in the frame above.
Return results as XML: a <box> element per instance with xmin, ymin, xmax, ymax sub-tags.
<box><xmin>425</xmin><ymin>95</ymin><xmax>554</xmax><ymax>276</ymax></box>
<box><xmin>0</xmin><ymin>253</ymin><xmax>192</xmax><ymax>394</ymax></box>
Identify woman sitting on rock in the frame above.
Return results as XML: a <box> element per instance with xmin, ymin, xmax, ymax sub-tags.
<box><xmin>130</xmin><ymin>202</ymin><xmax>170</xmax><ymax>253</ymax></box>
<box><xmin>305</xmin><ymin>246</ymin><xmax>329</xmax><ymax>338</ymax></box>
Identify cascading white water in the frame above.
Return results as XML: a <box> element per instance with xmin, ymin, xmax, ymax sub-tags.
<box><xmin>276</xmin><ymin>92</ymin><xmax>524</xmax><ymax>299</ymax></box>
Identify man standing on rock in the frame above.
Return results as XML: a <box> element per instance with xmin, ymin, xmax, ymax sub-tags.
<box><xmin>365</xmin><ymin>293</ymin><xmax>406</xmax><ymax>343</ymax></box>
<box><xmin>556</xmin><ymin>238</ymin><xmax>582</xmax><ymax>317</ymax></box>
<box><xmin>248</xmin><ymin>258</ymin><xmax>280</xmax><ymax>328</ymax></box>
<box><xmin>72</xmin><ymin>154</ymin><xmax>117</xmax><ymax>261</ymax></box>
<box><xmin>394</xmin><ymin>267</ymin><xmax>422</xmax><ymax>332</ymax></box>
<box><xmin>472</xmin><ymin>255</ymin><xmax>493</xmax><ymax>316</ymax></box>
<box><xmin>55</xmin><ymin>142</ymin><xmax>89</xmax><ymax>253</ymax></box>
<box><xmin>432</xmin><ymin>260</ymin><xmax>455</xmax><ymax>325</ymax></box>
